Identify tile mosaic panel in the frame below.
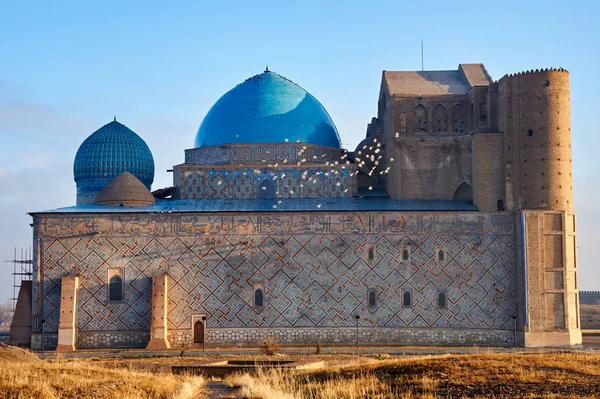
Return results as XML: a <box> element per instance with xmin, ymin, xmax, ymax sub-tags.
<box><xmin>33</xmin><ymin>211</ymin><xmax>516</xmax><ymax>348</ymax></box>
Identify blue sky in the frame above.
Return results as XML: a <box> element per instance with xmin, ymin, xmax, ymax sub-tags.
<box><xmin>1</xmin><ymin>0</ymin><xmax>599</xmax><ymax>302</ymax></box>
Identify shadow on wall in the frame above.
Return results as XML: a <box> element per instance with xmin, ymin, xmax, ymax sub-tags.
<box><xmin>453</xmin><ymin>182</ymin><xmax>473</xmax><ymax>203</ymax></box>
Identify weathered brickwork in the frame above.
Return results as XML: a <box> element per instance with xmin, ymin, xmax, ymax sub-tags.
<box><xmin>498</xmin><ymin>69</ymin><xmax>573</xmax><ymax>212</ymax></box>
<box><xmin>31</xmin><ymin>211</ymin><xmax>516</xmax><ymax>349</ymax></box>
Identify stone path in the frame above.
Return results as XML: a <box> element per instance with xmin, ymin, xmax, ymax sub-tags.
<box><xmin>206</xmin><ymin>381</ymin><xmax>238</xmax><ymax>399</ymax></box>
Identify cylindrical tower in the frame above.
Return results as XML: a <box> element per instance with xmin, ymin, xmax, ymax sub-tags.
<box><xmin>498</xmin><ymin>69</ymin><xmax>573</xmax><ymax>211</ymax></box>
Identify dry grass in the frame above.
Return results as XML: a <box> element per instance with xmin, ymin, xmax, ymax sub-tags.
<box><xmin>581</xmin><ymin>304</ymin><xmax>600</xmax><ymax>329</ymax></box>
<box><xmin>258</xmin><ymin>339</ymin><xmax>281</xmax><ymax>356</ymax></box>
<box><xmin>225</xmin><ymin>352</ymin><xmax>600</xmax><ymax>398</ymax></box>
<box><xmin>0</xmin><ymin>346</ymin><xmax>206</xmax><ymax>399</ymax></box>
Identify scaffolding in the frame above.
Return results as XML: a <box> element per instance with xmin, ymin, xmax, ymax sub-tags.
<box><xmin>4</xmin><ymin>247</ymin><xmax>33</xmax><ymax>312</ymax></box>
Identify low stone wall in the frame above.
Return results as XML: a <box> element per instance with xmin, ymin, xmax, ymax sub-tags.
<box><xmin>170</xmin><ymin>327</ymin><xmax>515</xmax><ymax>347</ymax></box>
<box><xmin>77</xmin><ymin>331</ymin><xmax>149</xmax><ymax>349</ymax></box>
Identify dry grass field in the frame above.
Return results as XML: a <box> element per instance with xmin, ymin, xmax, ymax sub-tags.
<box><xmin>0</xmin><ymin>345</ymin><xmax>206</xmax><ymax>399</ymax></box>
<box><xmin>2</xmin><ymin>345</ymin><xmax>600</xmax><ymax>398</ymax></box>
<box><xmin>225</xmin><ymin>352</ymin><xmax>600</xmax><ymax>399</ymax></box>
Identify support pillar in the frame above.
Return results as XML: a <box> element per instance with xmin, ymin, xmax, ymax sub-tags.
<box><xmin>56</xmin><ymin>276</ymin><xmax>79</xmax><ymax>352</ymax></box>
<box><xmin>146</xmin><ymin>275</ymin><xmax>170</xmax><ymax>350</ymax></box>
<box><xmin>9</xmin><ymin>280</ymin><xmax>32</xmax><ymax>346</ymax></box>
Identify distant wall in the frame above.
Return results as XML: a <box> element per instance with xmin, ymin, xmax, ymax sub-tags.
<box><xmin>580</xmin><ymin>291</ymin><xmax>600</xmax><ymax>305</ymax></box>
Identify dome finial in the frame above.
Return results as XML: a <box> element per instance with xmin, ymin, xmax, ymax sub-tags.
<box><xmin>114</xmin><ymin>116</ymin><xmax>116</xmax><ymax>122</ymax></box>
<box><xmin>265</xmin><ymin>65</ymin><xmax>269</xmax><ymax>73</ymax></box>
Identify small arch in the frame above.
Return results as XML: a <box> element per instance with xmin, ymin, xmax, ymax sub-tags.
<box><xmin>109</xmin><ymin>275</ymin><xmax>123</xmax><ymax>302</ymax></box>
<box><xmin>368</xmin><ymin>290</ymin><xmax>377</xmax><ymax>308</ymax></box>
<box><xmin>527</xmin><ymin>129</ymin><xmax>534</xmax><ymax>137</ymax></box>
<box><xmin>399</xmin><ymin>113</ymin><xmax>407</xmax><ymax>133</ymax></box>
<box><xmin>258</xmin><ymin>178</ymin><xmax>275</xmax><ymax>199</ymax></box>
<box><xmin>193</xmin><ymin>320</ymin><xmax>204</xmax><ymax>344</ymax></box>
<box><xmin>438</xmin><ymin>292</ymin><xmax>447</xmax><ymax>309</ymax></box>
<box><xmin>453</xmin><ymin>182</ymin><xmax>473</xmax><ymax>203</ymax></box>
<box><xmin>415</xmin><ymin>105</ymin><xmax>427</xmax><ymax>133</ymax></box>
<box><xmin>452</xmin><ymin>104</ymin><xmax>465</xmax><ymax>133</ymax></box>
<box><xmin>432</xmin><ymin>104</ymin><xmax>447</xmax><ymax>133</ymax></box>
<box><xmin>254</xmin><ymin>288</ymin><xmax>264</xmax><ymax>308</ymax></box>
<box><xmin>403</xmin><ymin>291</ymin><xmax>412</xmax><ymax>307</ymax></box>
<box><xmin>402</xmin><ymin>248</ymin><xmax>409</xmax><ymax>261</ymax></box>
<box><xmin>438</xmin><ymin>249</ymin><xmax>445</xmax><ymax>262</ymax></box>
<box><xmin>497</xmin><ymin>199</ymin><xmax>505</xmax><ymax>211</ymax></box>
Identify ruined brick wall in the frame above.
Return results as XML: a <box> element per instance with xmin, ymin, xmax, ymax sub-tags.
<box><xmin>382</xmin><ymin>96</ymin><xmax>473</xmax><ymax>199</ymax></box>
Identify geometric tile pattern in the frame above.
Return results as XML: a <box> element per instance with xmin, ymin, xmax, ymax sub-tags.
<box><xmin>33</xmin><ymin>212</ymin><xmax>516</xmax><ymax>344</ymax></box>
<box><xmin>279</xmin><ymin>170</ymin><xmax>300</xmax><ymax>198</ymax></box>
<box><xmin>207</xmin><ymin>171</ymin><xmax>230</xmax><ymax>199</ymax></box>
<box><xmin>177</xmin><ymin>165</ymin><xmax>357</xmax><ymax>199</ymax></box>
<box><xmin>232</xmin><ymin>171</ymin><xmax>254</xmax><ymax>199</ymax></box>
<box><xmin>183</xmin><ymin>173</ymin><xmax>205</xmax><ymax>199</ymax></box>
<box><xmin>329</xmin><ymin>169</ymin><xmax>348</xmax><ymax>198</ymax></box>
<box><xmin>304</xmin><ymin>170</ymin><xmax>324</xmax><ymax>198</ymax></box>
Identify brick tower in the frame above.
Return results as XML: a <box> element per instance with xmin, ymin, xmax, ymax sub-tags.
<box><xmin>498</xmin><ymin>69</ymin><xmax>581</xmax><ymax>346</ymax></box>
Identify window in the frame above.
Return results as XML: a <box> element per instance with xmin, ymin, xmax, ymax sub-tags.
<box><xmin>254</xmin><ymin>288</ymin><xmax>264</xmax><ymax>308</ymax></box>
<box><xmin>402</xmin><ymin>248</ymin><xmax>410</xmax><ymax>261</ymax></box>
<box><xmin>367</xmin><ymin>246</ymin><xmax>375</xmax><ymax>262</ymax></box>
<box><xmin>437</xmin><ymin>249</ymin><xmax>445</xmax><ymax>262</ymax></box>
<box><xmin>399</xmin><ymin>113</ymin><xmax>407</xmax><ymax>133</ymax></box>
<box><xmin>402</xmin><ymin>291</ymin><xmax>412</xmax><ymax>307</ymax></box>
<box><xmin>527</xmin><ymin>129</ymin><xmax>534</xmax><ymax>137</ymax></box>
<box><xmin>108</xmin><ymin>272</ymin><xmax>123</xmax><ymax>302</ymax></box>
<box><xmin>438</xmin><ymin>291</ymin><xmax>447</xmax><ymax>309</ymax></box>
<box><xmin>479</xmin><ymin>103</ymin><xmax>487</xmax><ymax>122</ymax></box>
<box><xmin>368</xmin><ymin>289</ymin><xmax>377</xmax><ymax>308</ymax></box>
<box><xmin>497</xmin><ymin>200</ymin><xmax>505</xmax><ymax>211</ymax></box>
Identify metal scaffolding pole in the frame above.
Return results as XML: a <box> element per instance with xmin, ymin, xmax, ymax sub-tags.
<box><xmin>4</xmin><ymin>246</ymin><xmax>33</xmax><ymax>312</ymax></box>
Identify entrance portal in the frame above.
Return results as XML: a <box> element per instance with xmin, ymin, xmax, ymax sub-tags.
<box><xmin>193</xmin><ymin>320</ymin><xmax>204</xmax><ymax>344</ymax></box>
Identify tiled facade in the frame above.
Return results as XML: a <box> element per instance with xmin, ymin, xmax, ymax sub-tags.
<box><xmin>31</xmin><ymin>211</ymin><xmax>516</xmax><ymax>349</ymax></box>
<box><xmin>175</xmin><ymin>167</ymin><xmax>357</xmax><ymax>199</ymax></box>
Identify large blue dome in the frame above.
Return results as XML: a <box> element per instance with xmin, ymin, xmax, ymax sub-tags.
<box><xmin>194</xmin><ymin>71</ymin><xmax>341</xmax><ymax>148</ymax></box>
<box><xmin>74</xmin><ymin>120</ymin><xmax>155</xmax><ymax>204</ymax></box>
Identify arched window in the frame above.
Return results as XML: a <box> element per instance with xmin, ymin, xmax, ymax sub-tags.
<box><xmin>368</xmin><ymin>290</ymin><xmax>377</xmax><ymax>308</ymax></box>
<box><xmin>109</xmin><ymin>275</ymin><xmax>123</xmax><ymax>302</ymax></box>
<box><xmin>452</xmin><ymin>104</ymin><xmax>465</xmax><ymax>133</ymax></box>
<box><xmin>254</xmin><ymin>288</ymin><xmax>264</xmax><ymax>308</ymax></box>
<box><xmin>399</xmin><ymin>113</ymin><xmax>407</xmax><ymax>133</ymax></box>
<box><xmin>415</xmin><ymin>105</ymin><xmax>427</xmax><ymax>133</ymax></box>
<box><xmin>497</xmin><ymin>200</ymin><xmax>505</xmax><ymax>211</ymax></box>
<box><xmin>438</xmin><ymin>249</ymin><xmax>445</xmax><ymax>262</ymax></box>
<box><xmin>527</xmin><ymin>129</ymin><xmax>534</xmax><ymax>137</ymax></box>
<box><xmin>438</xmin><ymin>292</ymin><xmax>447</xmax><ymax>309</ymax></box>
<box><xmin>402</xmin><ymin>291</ymin><xmax>412</xmax><ymax>307</ymax></box>
<box><xmin>433</xmin><ymin>104</ymin><xmax>447</xmax><ymax>132</ymax></box>
<box><xmin>367</xmin><ymin>247</ymin><xmax>375</xmax><ymax>261</ymax></box>
<box><xmin>258</xmin><ymin>178</ymin><xmax>275</xmax><ymax>199</ymax></box>
<box><xmin>402</xmin><ymin>248</ymin><xmax>409</xmax><ymax>261</ymax></box>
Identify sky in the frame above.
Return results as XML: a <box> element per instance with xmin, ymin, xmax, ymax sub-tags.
<box><xmin>0</xmin><ymin>0</ymin><xmax>599</xmax><ymax>304</ymax></box>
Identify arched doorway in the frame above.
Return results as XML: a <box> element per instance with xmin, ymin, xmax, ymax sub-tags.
<box><xmin>193</xmin><ymin>320</ymin><xmax>204</xmax><ymax>344</ymax></box>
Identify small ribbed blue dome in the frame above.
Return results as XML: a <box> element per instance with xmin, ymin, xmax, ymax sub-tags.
<box><xmin>74</xmin><ymin>120</ymin><xmax>155</xmax><ymax>203</ymax></box>
<box><xmin>195</xmin><ymin>71</ymin><xmax>341</xmax><ymax>148</ymax></box>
